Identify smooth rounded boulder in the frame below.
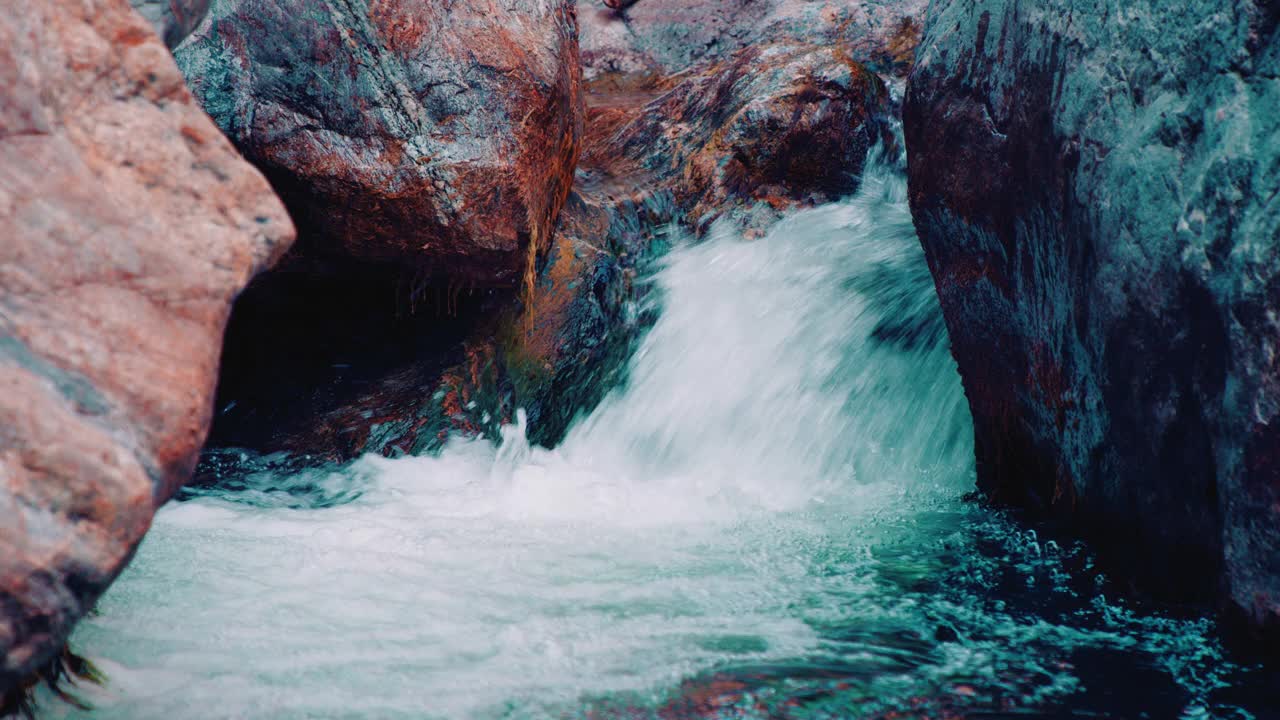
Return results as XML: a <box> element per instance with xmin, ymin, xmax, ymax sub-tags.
<box><xmin>0</xmin><ymin>0</ymin><xmax>293</xmax><ymax>693</ymax></box>
<box><xmin>176</xmin><ymin>0</ymin><xmax>584</xmax><ymax>286</ymax></box>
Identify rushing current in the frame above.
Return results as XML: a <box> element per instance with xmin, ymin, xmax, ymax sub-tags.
<box><xmin>53</xmin><ymin>154</ymin><xmax>1275</xmax><ymax>719</ymax></box>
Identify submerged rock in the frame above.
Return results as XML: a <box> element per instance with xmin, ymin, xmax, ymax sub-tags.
<box><xmin>0</xmin><ymin>0</ymin><xmax>293</xmax><ymax>692</ymax></box>
<box><xmin>905</xmin><ymin>0</ymin><xmax>1280</xmax><ymax>639</ymax></box>
<box><xmin>175</xmin><ymin>0</ymin><xmax>583</xmax><ymax>286</ymax></box>
<box><xmin>202</xmin><ymin>40</ymin><xmax>894</xmax><ymax>462</ymax></box>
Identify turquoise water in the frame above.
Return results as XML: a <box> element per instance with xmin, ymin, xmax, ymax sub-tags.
<box><xmin>52</xmin><ymin>158</ymin><xmax>1277</xmax><ymax>719</ymax></box>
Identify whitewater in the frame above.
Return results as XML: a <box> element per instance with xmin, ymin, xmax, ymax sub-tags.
<box><xmin>51</xmin><ymin>155</ymin><xmax>1269</xmax><ymax>719</ymax></box>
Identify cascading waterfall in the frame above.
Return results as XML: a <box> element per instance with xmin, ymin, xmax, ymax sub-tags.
<box><xmin>51</xmin><ymin>153</ymin><xmax>1269</xmax><ymax>720</ymax></box>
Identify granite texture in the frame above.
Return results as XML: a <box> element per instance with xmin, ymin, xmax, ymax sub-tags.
<box><xmin>905</xmin><ymin>0</ymin><xmax>1280</xmax><ymax>639</ymax></box>
<box><xmin>0</xmin><ymin>0</ymin><xmax>292</xmax><ymax>691</ymax></box>
<box><xmin>175</xmin><ymin>0</ymin><xmax>583</xmax><ymax>286</ymax></box>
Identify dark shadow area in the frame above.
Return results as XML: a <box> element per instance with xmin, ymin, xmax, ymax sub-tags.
<box><xmin>206</xmin><ymin>254</ymin><xmax>513</xmax><ymax>456</ymax></box>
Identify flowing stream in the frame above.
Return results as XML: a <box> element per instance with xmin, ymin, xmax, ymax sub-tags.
<box><xmin>53</xmin><ymin>157</ymin><xmax>1276</xmax><ymax>719</ymax></box>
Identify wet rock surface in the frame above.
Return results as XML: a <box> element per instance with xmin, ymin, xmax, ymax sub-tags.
<box><xmin>577</xmin><ymin>0</ymin><xmax>925</xmax><ymax>85</ymax></box>
<box><xmin>175</xmin><ymin>0</ymin><xmax>583</xmax><ymax>286</ymax></box>
<box><xmin>904</xmin><ymin>0</ymin><xmax>1280</xmax><ymax>641</ymax></box>
<box><xmin>605</xmin><ymin>43</ymin><xmax>893</xmax><ymax>234</ymax></box>
<box><xmin>0</xmin><ymin>0</ymin><xmax>292</xmax><ymax>691</ymax></box>
<box><xmin>200</xmin><ymin>39</ymin><xmax>894</xmax><ymax>465</ymax></box>
<box><xmin>497</xmin><ymin>42</ymin><xmax>893</xmax><ymax>449</ymax></box>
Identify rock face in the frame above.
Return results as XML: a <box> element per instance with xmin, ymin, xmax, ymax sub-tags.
<box><xmin>905</xmin><ymin>0</ymin><xmax>1280</xmax><ymax>638</ymax></box>
<box><xmin>196</xmin><ymin>40</ymin><xmax>894</xmax><ymax>465</ymax></box>
<box><xmin>605</xmin><ymin>43</ymin><xmax>892</xmax><ymax>234</ymax></box>
<box><xmin>176</xmin><ymin>0</ymin><xmax>583</xmax><ymax>286</ymax></box>
<box><xmin>578</xmin><ymin>0</ymin><xmax>925</xmax><ymax>84</ymax></box>
<box><xmin>0</xmin><ymin>0</ymin><xmax>293</xmax><ymax>690</ymax></box>
<box><xmin>128</xmin><ymin>0</ymin><xmax>211</xmax><ymax>47</ymax></box>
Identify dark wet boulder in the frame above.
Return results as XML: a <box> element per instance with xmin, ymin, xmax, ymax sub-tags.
<box><xmin>0</xmin><ymin>0</ymin><xmax>293</xmax><ymax>694</ymax></box>
<box><xmin>578</xmin><ymin>0</ymin><xmax>926</xmax><ymax>84</ymax></box>
<box><xmin>175</xmin><ymin>0</ymin><xmax>583</xmax><ymax>286</ymax></box>
<box><xmin>202</xmin><ymin>40</ymin><xmax>894</xmax><ymax>461</ymax></box>
<box><xmin>904</xmin><ymin>0</ymin><xmax>1280</xmax><ymax>639</ymax></box>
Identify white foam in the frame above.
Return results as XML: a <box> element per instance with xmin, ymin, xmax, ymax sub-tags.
<box><xmin>61</xmin><ymin>160</ymin><xmax>980</xmax><ymax>719</ymax></box>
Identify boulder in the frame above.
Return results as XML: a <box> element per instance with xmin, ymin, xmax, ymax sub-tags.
<box><xmin>175</xmin><ymin>0</ymin><xmax>583</xmax><ymax>286</ymax></box>
<box><xmin>606</xmin><ymin>43</ymin><xmax>893</xmax><ymax>234</ymax></box>
<box><xmin>0</xmin><ymin>0</ymin><xmax>293</xmax><ymax>691</ymax></box>
<box><xmin>904</xmin><ymin>0</ymin><xmax>1280</xmax><ymax>639</ymax></box>
<box><xmin>578</xmin><ymin>0</ymin><xmax>926</xmax><ymax>84</ymax></box>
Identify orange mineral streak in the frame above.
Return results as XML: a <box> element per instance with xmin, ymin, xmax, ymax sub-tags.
<box><xmin>517</xmin><ymin>2</ymin><xmax>585</xmax><ymax>331</ymax></box>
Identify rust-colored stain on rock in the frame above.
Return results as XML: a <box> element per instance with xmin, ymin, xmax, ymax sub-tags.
<box><xmin>178</xmin><ymin>0</ymin><xmax>584</xmax><ymax>288</ymax></box>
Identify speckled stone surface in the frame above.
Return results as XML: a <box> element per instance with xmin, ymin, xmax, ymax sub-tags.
<box><xmin>577</xmin><ymin>0</ymin><xmax>926</xmax><ymax>83</ymax></box>
<box><xmin>175</xmin><ymin>0</ymin><xmax>583</xmax><ymax>286</ymax></box>
<box><xmin>128</xmin><ymin>0</ymin><xmax>210</xmax><ymax>47</ymax></box>
<box><xmin>0</xmin><ymin>0</ymin><xmax>292</xmax><ymax>689</ymax></box>
<box><xmin>905</xmin><ymin>0</ymin><xmax>1280</xmax><ymax>639</ymax></box>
